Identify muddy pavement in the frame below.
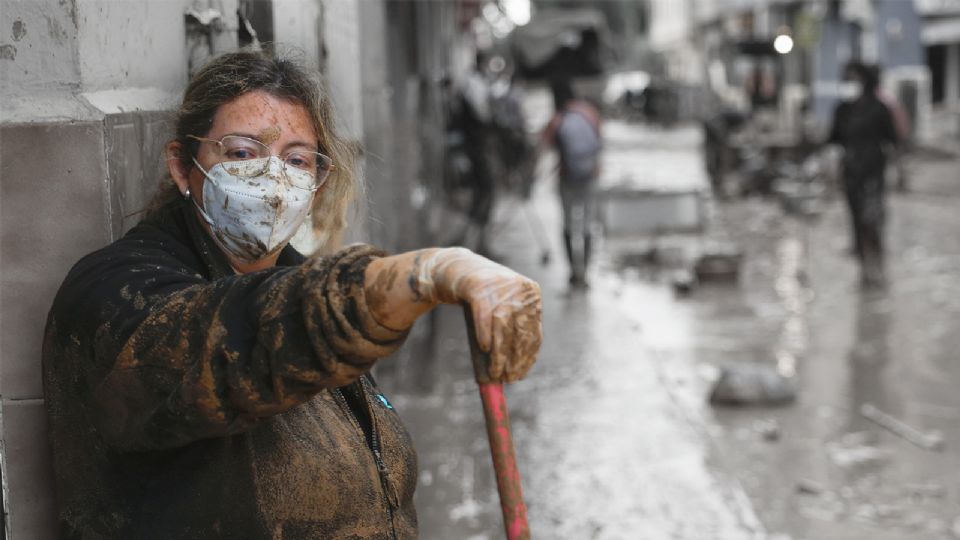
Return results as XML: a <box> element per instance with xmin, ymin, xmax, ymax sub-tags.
<box><xmin>373</xmin><ymin>121</ymin><xmax>765</xmax><ymax>539</ymax></box>
<box><xmin>375</xmin><ymin>118</ymin><xmax>960</xmax><ymax>539</ymax></box>
<box><xmin>705</xmin><ymin>150</ymin><xmax>960</xmax><ymax>540</ymax></box>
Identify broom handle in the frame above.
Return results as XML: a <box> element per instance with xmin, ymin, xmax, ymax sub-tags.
<box><xmin>463</xmin><ymin>307</ymin><xmax>531</xmax><ymax>540</ymax></box>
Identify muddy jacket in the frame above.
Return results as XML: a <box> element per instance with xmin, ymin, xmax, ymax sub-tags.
<box><xmin>42</xmin><ymin>199</ymin><xmax>417</xmax><ymax>539</ymax></box>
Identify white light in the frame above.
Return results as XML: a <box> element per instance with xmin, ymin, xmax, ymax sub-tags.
<box><xmin>503</xmin><ymin>0</ymin><xmax>531</xmax><ymax>26</ymax></box>
<box><xmin>774</xmin><ymin>34</ymin><xmax>794</xmax><ymax>54</ymax></box>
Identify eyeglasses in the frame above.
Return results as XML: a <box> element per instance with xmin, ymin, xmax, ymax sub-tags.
<box><xmin>188</xmin><ymin>134</ymin><xmax>334</xmax><ymax>191</ymax></box>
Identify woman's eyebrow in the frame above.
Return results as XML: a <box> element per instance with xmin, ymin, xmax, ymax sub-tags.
<box><xmin>221</xmin><ymin>131</ymin><xmax>260</xmax><ymax>140</ymax></box>
<box><xmin>221</xmin><ymin>132</ymin><xmax>319</xmax><ymax>151</ymax></box>
<box><xmin>280</xmin><ymin>139</ymin><xmax>321</xmax><ymax>152</ymax></box>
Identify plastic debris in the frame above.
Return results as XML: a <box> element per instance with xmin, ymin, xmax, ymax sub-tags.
<box><xmin>826</xmin><ymin>433</ymin><xmax>891</xmax><ymax>468</ymax></box>
<box><xmin>860</xmin><ymin>403</ymin><xmax>945</xmax><ymax>451</ymax></box>
<box><xmin>693</xmin><ymin>246</ymin><xmax>743</xmax><ymax>282</ymax></box>
<box><xmin>671</xmin><ymin>268</ymin><xmax>696</xmax><ymax>295</ymax></box>
<box><xmin>708</xmin><ymin>363</ymin><xmax>796</xmax><ymax>406</ymax></box>
<box><xmin>796</xmin><ymin>479</ymin><xmax>825</xmax><ymax>495</ymax></box>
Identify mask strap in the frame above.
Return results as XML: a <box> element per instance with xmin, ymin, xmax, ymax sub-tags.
<box><xmin>192</xmin><ymin>157</ymin><xmax>214</xmax><ymax>180</ymax></box>
<box><xmin>188</xmin><ymin>158</ymin><xmax>217</xmax><ymax>227</ymax></box>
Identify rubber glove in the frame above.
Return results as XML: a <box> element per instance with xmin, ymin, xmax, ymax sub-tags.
<box><xmin>416</xmin><ymin>248</ymin><xmax>542</xmax><ymax>383</ymax></box>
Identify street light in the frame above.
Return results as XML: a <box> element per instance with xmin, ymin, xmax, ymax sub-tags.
<box><xmin>774</xmin><ymin>33</ymin><xmax>794</xmax><ymax>54</ymax></box>
<box><xmin>502</xmin><ymin>0</ymin><xmax>531</xmax><ymax>26</ymax></box>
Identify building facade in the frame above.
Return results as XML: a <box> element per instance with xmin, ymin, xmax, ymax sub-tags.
<box><xmin>918</xmin><ymin>0</ymin><xmax>960</xmax><ymax>138</ymax></box>
<box><xmin>0</xmin><ymin>1</ymin><xmax>465</xmax><ymax>537</ymax></box>
<box><xmin>656</xmin><ymin>0</ymin><xmax>930</xmax><ymax>138</ymax></box>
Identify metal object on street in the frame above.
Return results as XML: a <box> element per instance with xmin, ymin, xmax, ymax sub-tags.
<box><xmin>463</xmin><ymin>308</ymin><xmax>531</xmax><ymax>540</ymax></box>
<box><xmin>860</xmin><ymin>403</ymin><xmax>946</xmax><ymax>451</ymax></box>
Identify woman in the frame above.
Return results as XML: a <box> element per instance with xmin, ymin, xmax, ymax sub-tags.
<box><xmin>42</xmin><ymin>51</ymin><xmax>542</xmax><ymax>539</ymax></box>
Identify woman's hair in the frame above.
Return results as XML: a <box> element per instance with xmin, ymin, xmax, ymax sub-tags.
<box><xmin>148</xmin><ymin>49</ymin><xmax>358</xmax><ymax>253</ymax></box>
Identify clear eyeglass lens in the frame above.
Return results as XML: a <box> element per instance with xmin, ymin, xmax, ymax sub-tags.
<box><xmin>219</xmin><ymin>136</ymin><xmax>270</xmax><ymax>166</ymax></box>
<box><xmin>213</xmin><ymin>135</ymin><xmax>331</xmax><ymax>190</ymax></box>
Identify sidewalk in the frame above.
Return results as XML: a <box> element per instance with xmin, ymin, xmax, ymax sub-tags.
<box><xmin>375</xmin><ymin>120</ymin><xmax>767</xmax><ymax>539</ymax></box>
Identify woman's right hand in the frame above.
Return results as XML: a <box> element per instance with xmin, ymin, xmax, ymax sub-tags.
<box><xmin>416</xmin><ymin>248</ymin><xmax>543</xmax><ymax>383</ymax></box>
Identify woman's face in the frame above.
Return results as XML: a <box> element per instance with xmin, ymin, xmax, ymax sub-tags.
<box><xmin>187</xmin><ymin>89</ymin><xmax>319</xmax><ymax>198</ymax></box>
<box><xmin>167</xmin><ymin>89</ymin><xmax>320</xmax><ymax>271</ymax></box>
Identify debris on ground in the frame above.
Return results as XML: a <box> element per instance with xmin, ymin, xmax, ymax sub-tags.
<box><xmin>860</xmin><ymin>403</ymin><xmax>946</xmax><ymax>451</ymax></box>
<box><xmin>902</xmin><ymin>483</ymin><xmax>946</xmax><ymax>500</ymax></box>
<box><xmin>753</xmin><ymin>419</ymin><xmax>781</xmax><ymax>442</ymax></box>
<box><xmin>694</xmin><ymin>242</ymin><xmax>743</xmax><ymax>282</ymax></box>
<box><xmin>670</xmin><ymin>268</ymin><xmax>696</xmax><ymax>295</ymax></box>
<box><xmin>796</xmin><ymin>479</ymin><xmax>826</xmax><ymax>495</ymax></box>
<box><xmin>826</xmin><ymin>432</ymin><xmax>892</xmax><ymax>468</ymax></box>
<box><xmin>708</xmin><ymin>363</ymin><xmax>797</xmax><ymax>406</ymax></box>
<box><xmin>772</xmin><ymin>179</ymin><xmax>826</xmax><ymax>218</ymax></box>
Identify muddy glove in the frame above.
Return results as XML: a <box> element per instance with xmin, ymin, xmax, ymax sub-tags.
<box><xmin>417</xmin><ymin>248</ymin><xmax>542</xmax><ymax>382</ymax></box>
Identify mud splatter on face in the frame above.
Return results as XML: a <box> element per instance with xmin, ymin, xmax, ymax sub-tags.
<box><xmin>258</xmin><ymin>126</ymin><xmax>282</xmax><ymax>146</ymax></box>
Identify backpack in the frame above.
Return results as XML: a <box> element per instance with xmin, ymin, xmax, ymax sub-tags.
<box><xmin>555</xmin><ymin>108</ymin><xmax>601</xmax><ymax>183</ymax></box>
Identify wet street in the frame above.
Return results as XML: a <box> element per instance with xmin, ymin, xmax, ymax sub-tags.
<box><xmin>374</xmin><ymin>120</ymin><xmax>960</xmax><ymax>540</ymax></box>
<box><xmin>708</xmin><ymin>150</ymin><xmax>960</xmax><ymax>540</ymax></box>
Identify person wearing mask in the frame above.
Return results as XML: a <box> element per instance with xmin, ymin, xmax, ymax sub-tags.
<box><xmin>42</xmin><ymin>50</ymin><xmax>542</xmax><ymax>539</ymax></box>
<box><xmin>540</xmin><ymin>78</ymin><xmax>603</xmax><ymax>287</ymax></box>
<box><xmin>828</xmin><ymin>61</ymin><xmax>899</xmax><ymax>288</ymax></box>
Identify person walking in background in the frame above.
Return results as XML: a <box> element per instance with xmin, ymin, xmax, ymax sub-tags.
<box><xmin>828</xmin><ymin>61</ymin><xmax>899</xmax><ymax>289</ymax></box>
<box><xmin>456</xmin><ymin>52</ymin><xmax>499</xmax><ymax>257</ymax></box>
<box><xmin>541</xmin><ymin>78</ymin><xmax>602</xmax><ymax>287</ymax></box>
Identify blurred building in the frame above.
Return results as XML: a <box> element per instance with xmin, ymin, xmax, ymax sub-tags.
<box><xmin>918</xmin><ymin>0</ymin><xmax>960</xmax><ymax>138</ymax></box>
<box><xmin>643</xmin><ymin>0</ymin><xmax>932</xmax><ymax>141</ymax></box>
<box><xmin>0</xmin><ymin>0</ymin><xmax>478</xmax><ymax>537</ymax></box>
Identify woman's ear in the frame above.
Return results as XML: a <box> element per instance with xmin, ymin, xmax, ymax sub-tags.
<box><xmin>165</xmin><ymin>141</ymin><xmax>191</xmax><ymax>196</ymax></box>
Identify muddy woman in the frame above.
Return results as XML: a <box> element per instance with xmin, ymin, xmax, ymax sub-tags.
<box><xmin>42</xmin><ymin>51</ymin><xmax>542</xmax><ymax>539</ymax></box>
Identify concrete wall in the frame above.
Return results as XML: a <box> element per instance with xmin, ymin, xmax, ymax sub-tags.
<box><xmin>0</xmin><ymin>0</ymin><xmax>80</xmax><ymax>99</ymax></box>
<box><xmin>273</xmin><ymin>0</ymin><xmax>324</xmax><ymax>74</ymax></box>
<box><xmin>1</xmin><ymin>0</ymin><xmax>319</xmax><ymax>537</ymax></box>
<box><xmin>1</xmin><ymin>0</ymin><xmax>454</xmax><ymax>536</ymax></box>
<box><xmin>871</xmin><ymin>0</ymin><xmax>925</xmax><ymax>68</ymax></box>
<box><xmin>0</xmin><ymin>0</ymin><xmax>196</xmax><ymax>534</ymax></box>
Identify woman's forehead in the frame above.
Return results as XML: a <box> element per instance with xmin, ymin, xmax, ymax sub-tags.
<box><xmin>209</xmin><ymin>90</ymin><xmax>318</xmax><ymax>143</ymax></box>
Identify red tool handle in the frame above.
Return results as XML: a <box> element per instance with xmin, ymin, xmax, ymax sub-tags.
<box><xmin>464</xmin><ymin>308</ymin><xmax>531</xmax><ymax>540</ymax></box>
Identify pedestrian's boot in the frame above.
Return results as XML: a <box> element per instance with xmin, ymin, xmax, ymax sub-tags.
<box><xmin>563</xmin><ymin>232</ymin><xmax>584</xmax><ymax>287</ymax></box>
<box><xmin>583</xmin><ymin>233</ymin><xmax>592</xmax><ymax>270</ymax></box>
<box><xmin>860</xmin><ymin>260</ymin><xmax>886</xmax><ymax>291</ymax></box>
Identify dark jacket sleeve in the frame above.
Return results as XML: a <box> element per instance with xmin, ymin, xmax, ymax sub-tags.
<box><xmin>827</xmin><ymin>102</ymin><xmax>846</xmax><ymax>145</ymax></box>
<box><xmin>45</xmin><ymin>240</ymin><xmax>407</xmax><ymax>452</ymax></box>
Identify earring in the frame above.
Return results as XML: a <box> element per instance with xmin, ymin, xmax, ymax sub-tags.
<box><xmin>184</xmin><ymin>187</ymin><xmax>191</xmax><ymax>200</ymax></box>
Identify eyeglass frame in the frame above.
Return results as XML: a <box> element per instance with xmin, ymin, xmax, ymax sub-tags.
<box><xmin>187</xmin><ymin>134</ymin><xmax>335</xmax><ymax>191</ymax></box>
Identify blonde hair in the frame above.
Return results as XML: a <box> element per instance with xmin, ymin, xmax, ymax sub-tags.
<box><xmin>147</xmin><ymin>49</ymin><xmax>358</xmax><ymax>253</ymax></box>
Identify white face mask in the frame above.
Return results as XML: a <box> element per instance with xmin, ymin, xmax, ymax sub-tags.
<box><xmin>191</xmin><ymin>156</ymin><xmax>316</xmax><ymax>263</ymax></box>
<box><xmin>839</xmin><ymin>81</ymin><xmax>863</xmax><ymax>101</ymax></box>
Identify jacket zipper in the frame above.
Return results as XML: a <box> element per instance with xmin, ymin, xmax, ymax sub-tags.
<box><xmin>332</xmin><ymin>381</ymin><xmax>399</xmax><ymax>540</ymax></box>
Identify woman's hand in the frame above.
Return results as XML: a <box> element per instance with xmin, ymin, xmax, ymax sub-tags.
<box><xmin>365</xmin><ymin>248</ymin><xmax>542</xmax><ymax>382</ymax></box>
<box><xmin>420</xmin><ymin>248</ymin><xmax>542</xmax><ymax>382</ymax></box>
